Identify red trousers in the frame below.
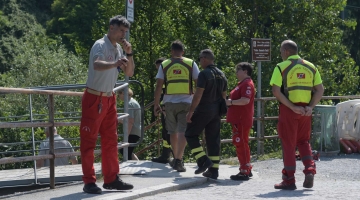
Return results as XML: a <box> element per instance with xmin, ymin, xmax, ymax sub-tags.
<box><xmin>278</xmin><ymin>104</ymin><xmax>316</xmax><ymax>184</ymax></box>
<box><xmin>232</xmin><ymin>123</ymin><xmax>252</xmax><ymax>174</ymax></box>
<box><xmin>80</xmin><ymin>90</ymin><xmax>119</xmax><ymax>184</ymax></box>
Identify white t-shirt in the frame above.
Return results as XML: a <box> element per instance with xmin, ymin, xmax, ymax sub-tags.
<box><xmin>86</xmin><ymin>34</ymin><xmax>124</xmax><ymax>92</ymax></box>
<box><xmin>155</xmin><ymin>59</ymin><xmax>200</xmax><ymax>104</ymax></box>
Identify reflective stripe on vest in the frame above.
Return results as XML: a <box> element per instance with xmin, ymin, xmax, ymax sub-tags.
<box><xmin>278</xmin><ymin>59</ymin><xmax>316</xmax><ymax>103</ymax></box>
<box><xmin>162</xmin><ymin>57</ymin><xmax>193</xmax><ymax>95</ymax></box>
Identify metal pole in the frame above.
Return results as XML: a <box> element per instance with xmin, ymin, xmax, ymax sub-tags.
<box><xmin>320</xmin><ymin>112</ymin><xmax>324</xmax><ymax>152</ymax></box>
<box><xmin>48</xmin><ymin>94</ymin><xmax>55</xmax><ymax>189</ymax></box>
<box><xmin>29</xmin><ymin>94</ymin><xmax>38</xmax><ymax>184</ymax></box>
<box><xmin>260</xmin><ymin>100</ymin><xmax>265</xmax><ymax>154</ymax></box>
<box><xmin>122</xmin><ymin>0</ymin><xmax>130</xmax><ymax>161</ymax></box>
<box><xmin>123</xmin><ymin>77</ymin><xmax>129</xmax><ymax>161</ymax></box>
<box><xmin>257</xmin><ymin>61</ymin><xmax>262</xmax><ymax>155</ymax></box>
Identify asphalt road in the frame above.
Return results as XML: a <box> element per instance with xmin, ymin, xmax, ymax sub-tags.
<box><xmin>141</xmin><ymin>154</ymin><xmax>360</xmax><ymax>200</ymax></box>
<box><xmin>1</xmin><ymin>154</ymin><xmax>359</xmax><ymax>200</ymax></box>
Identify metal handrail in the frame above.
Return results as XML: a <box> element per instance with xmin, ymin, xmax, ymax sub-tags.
<box><xmin>0</xmin><ymin>143</ymin><xmax>130</xmax><ymax>165</ymax></box>
<box><xmin>135</xmin><ymin>95</ymin><xmax>360</xmax><ymax>157</ymax></box>
<box><xmin>113</xmin><ymin>83</ymin><xmax>129</xmax><ymax>93</ymax></box>
<box><xmin>1</xmin><ymin>85</ymin><xmax>360</xmax><ymax>185</ymax></box>
<box><xmin>0</xmin><ymin>87</ymin><xmax>83</xmax><ymax>96</ymax></box>
<box><xmin>0</xmin><ymin>81</ymin><xmax>144</xmax><ymax>155</ymax></box>
<box><xmin>0</xmin><ymin>83</ymin><xmax>134</xmax><ymax>189</ymax></box>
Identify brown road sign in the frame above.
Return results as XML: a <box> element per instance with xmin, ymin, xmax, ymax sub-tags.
<box><xmin>251</xmin><ymin>38</ymin><xmax>271</xmax><ymax>62</ymax></box>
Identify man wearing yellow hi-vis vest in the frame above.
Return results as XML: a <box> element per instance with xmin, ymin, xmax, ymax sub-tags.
<box><xmin>270</xmin><ymin>40</ymin><xmax>324</xmax><ymax>190</ymax></box>
<box><xmin>154</xmin><ymin>40</ymin><xmax>200</xmax><ymax>172</ymax></box>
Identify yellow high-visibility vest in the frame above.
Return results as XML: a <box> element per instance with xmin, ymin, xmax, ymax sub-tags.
<box><xmin>277</xmin><ymin>58</ymin><xmax>317</xmax><ymax>103</ymax></box>
<box><xmin>162</xmin><ymin>57</ymin><xmax>194</xmax><ymax>95</ymax></box>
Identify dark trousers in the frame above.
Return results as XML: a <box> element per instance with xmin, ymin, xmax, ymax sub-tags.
<box><xmin>161</xmin><ymin>112</ymin><xmax>171</xmax><ymax>145</ymax></box>
<box><xmin>185</xmin><ymin>106</ymin><xmax>221</xmax><ymax>165</ymax></box>
<box><xmin>119</xmin><ymin>135</ymin><xmax>140</xmax><ymax>159</ymax></box>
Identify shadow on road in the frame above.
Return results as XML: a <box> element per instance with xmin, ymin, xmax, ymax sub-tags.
<box><xmin>256</xmin><ymin>189</ymin><xmax>313</xmax><ymax>198</ymax></box>
<box><xmin>0</xmin><ymin>182</ymin><xmax>79</xmax><ymax>199</ymax></box>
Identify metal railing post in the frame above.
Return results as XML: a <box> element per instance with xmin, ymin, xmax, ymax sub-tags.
<box><xmin>48</xmin><ymin>94</ymin><xmax>55</xmax><ymax>189</ymax></box>
<box><xmin>29</xmin><ymin>94</ymin><xmax>38</xmax><ymax>184</ymax></box>
<box><xmin>260</xmin><ymin>100</ymin><xmax>265</xmax><ymax>154</ymax></box>
<box><xmin>256</xmin><ymin>62</ymin><xmax>262</xmax><ymax>155</ymax></box>
<box><xmin>122</xmin><ymin>78</ymin><xmax>129</xmax><ymax>161</ymax></box>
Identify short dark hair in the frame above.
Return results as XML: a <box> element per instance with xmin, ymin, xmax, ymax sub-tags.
<box><xmin>109</xmin><ymin>15</ymin><xmax>130</xmax><ymax>28</ymax></box>
<box><xmin>155</xmin><ymin>57</ymin><xmax>166</xmax><ymax>65</ymax></box>
<box><xmin>236</xmin><ymin>62</ymin><xmax>254</xmax><ymax>76</ymax></box>
<box><xmin>281</xmin><ymin>40</ymin><xmax>298</xmax><ymax>54</ymax></box>
<box><xmin>171</xmin><ymin>40</ymin><xmax>185</xmax><ymax>51</ymax></box>
<box><xmin>199</xmin><ymin>49</ymin><xmax>215</xmax><ymax>61</ymax></box>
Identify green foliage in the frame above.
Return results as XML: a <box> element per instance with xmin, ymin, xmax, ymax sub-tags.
<box><xmin>343</xmin><ymin>0</ymin><xmax>360</xmax><ymax>89</ymax></box>
<box><xmin>0</xmin><ymin>0</ymin><xmax>45</xmax><ymax>73</ymax></box>
<box><xmin>9</xmin><ymin>36</ymin><xmax>86</xmax><ymax>87</ymax></box>
<box><xmin>0</xmin><ymin>0</ymin><xmax>87</xmax><ymax>169</ymax></box>
<box><xmin>46</xmin><ymin>0</ymin><xmax>360</xmax><ymax>161</ymax></box>
<box><xmin>46</xmin><ymin>0</ymin><xmax>102</xmax><ymax>61</ymax></box>
<box><xmin>0</xmin><ymin>31</ymin><xmax>87</xmax><ymax>119</ymax></box>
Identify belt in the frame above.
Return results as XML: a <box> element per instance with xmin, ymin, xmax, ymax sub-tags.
<box><xmin>86</xmin><ymin>88</ymin><xmax>113</xmax><ymax>97</ymax></box>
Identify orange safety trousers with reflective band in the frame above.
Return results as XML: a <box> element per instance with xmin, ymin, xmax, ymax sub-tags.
<box><xmin>80</xmin><ymin>90</ymin><xmax>119</xmax><ymax>184</ymax></box>
<box><xmin>278</xmin><ymin>103</ymin><xmax>316</xmax><ymax>184</ymax></box>
<box><xmin>231</xmin><ymin>123</ymin><xmax>252</xmax><ymax>174</ymax></box>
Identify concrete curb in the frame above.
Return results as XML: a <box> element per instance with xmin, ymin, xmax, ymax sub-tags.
<box><xmin>99</xmin><ymin>177</ymin><xmax>209</xmax><ymax>200</ymax></box>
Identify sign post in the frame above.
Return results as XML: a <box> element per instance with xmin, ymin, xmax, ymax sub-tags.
<box><xmin>251</xmin><ymin>38</ymin><xmax>271</xmax><ymax>155</ymax></box>
<box><xmin>126</xmin><ymin>0</ymin><xmax>134</xmax><ymax>23</ymax></box>
<box><xmin>123</xmin><ymin>0</ymin><xmax>134</xmax><ymax>161</ymax></box>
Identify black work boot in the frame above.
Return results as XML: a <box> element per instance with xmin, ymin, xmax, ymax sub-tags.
<box><xmin>103</xmin><ymin>174</ymin><xmax>134</xmax><ymax>190</ymax></box>
<box><xmin>173</xmin><ymin>159</ymin><xmax>186</xmax><ymax>172</ymax></box>
<box><xmin>83</xmin><ymin>183</ymin><xmax>102</xmax><ymax>194</ymax></box>
<box><xmin>151</xmin><ymin>147</ymin><xmax>172</xmax><ymax>164</ymax></box>
<box><xmin>230</xmin><ymin>172</ymin><xmax>250</xmax><ymax>181</ymax></box>
<box><xmin>195</xmin><ymin>156</ymin><xmax>213</xmax><ymax>174</ymax></box>
<box><xmin>202</xmin><ymin>168</ymin><xmax>219</xmax><ymax>180</ymax></box>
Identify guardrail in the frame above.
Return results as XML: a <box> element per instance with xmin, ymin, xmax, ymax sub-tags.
<box><xmin>0</xmin><ymin>83</ymin><xmax>136</xmax><ymax>189</ymax></box>
<box><xmin>138</xmin><ymin>95</ymin><xmax>360</xmax><ymax>157</ymax></box>
<box><xmin>1</xmin><ymin>84</ymin><xmax>359</xmax><ymax>189</ymax></box>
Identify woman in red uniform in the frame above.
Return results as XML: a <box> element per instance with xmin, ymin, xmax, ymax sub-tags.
<box><xmin>226</xmin><ymin>62</ymin><xmax>255</xmax><ymax>181</ymax></box>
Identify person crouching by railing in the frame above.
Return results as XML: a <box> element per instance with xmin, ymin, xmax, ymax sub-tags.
<box><xmin>118</xmin><ymin>88</ymin><xmax>141</xmax><ymax>161</ymax></box>
<box><xmin>37</xmin><ymin>127</ymin><xmax>78</xmax><ymax>168</ymax></box>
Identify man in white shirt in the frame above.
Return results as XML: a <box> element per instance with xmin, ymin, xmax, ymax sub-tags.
<box><xmin>154</xmin><ymin>40</ymin><xmax>200</xmax><ymax>172</ymax></box>
<box><xmin>80</xmin><ymin>15</ymin><xmax>134</xmax><ymax>194</ymax></box>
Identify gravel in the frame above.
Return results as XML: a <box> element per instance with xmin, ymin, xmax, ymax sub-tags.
<box><xmin>1</xmin><ymin>154</ymin><xmax>359</xmax><ymax>200</ymax></box>
<box><xmin>140</xmin><ymin>153</ymin><xmax>360</xmax><ymax>200</ymax></box>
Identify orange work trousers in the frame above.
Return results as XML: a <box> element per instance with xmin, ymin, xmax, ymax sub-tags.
<box><xmin>80</xmin><ymin>90</ymin><xmax>119</xmax><ymax>184</ymax></box>
<box><xmin>278</xmin><ymin>103</ymin><xmax>316</xmax><ymax>184</ymax></box>
<box><xmin>232</xmin><ymin>123</ymin><xmax>252</xmax><ymax>174</ymax></box>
